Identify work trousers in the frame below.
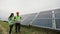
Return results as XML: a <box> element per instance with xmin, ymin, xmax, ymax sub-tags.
<box><xmin>15</xmin><ymin>23</ymin><xmax>20</xmax><ymax>33</ymax></box>
<box><xmin>9</xmin><ymin>24</ymin><xmax>14</xmax><ymax>34</ymax></box>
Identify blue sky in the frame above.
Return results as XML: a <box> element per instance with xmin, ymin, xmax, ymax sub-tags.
<box><xmin>0</xmin><ymin>0</ymin><xmax>60</xmax><ymax>20</ymax></box>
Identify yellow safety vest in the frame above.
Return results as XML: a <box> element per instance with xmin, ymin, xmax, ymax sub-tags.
<box><xmin>9</xmin><ymin>17</ymin><xmax>14</xmax><ymax>24</ymax></box>
<box><xmin>15</xmin><ymin>16</ymin><xmax>21</xmax><ymax>21</ymax></box>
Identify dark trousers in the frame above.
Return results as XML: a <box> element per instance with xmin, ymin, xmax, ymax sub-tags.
<box><xmin>15</xmin><ymin>23</ymin><xmax>20</xmax><ymax>33</ymax></box>
<box><xmin>9</xmin><ymin>24</ymin><xmax>14</xmax><ymax>34</ymax></box>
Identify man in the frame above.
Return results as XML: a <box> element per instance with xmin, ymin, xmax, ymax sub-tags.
<box><xmin>14</xmin><ymin>12</ymin><xmax>22</xmax><ymax>33</ymax></box>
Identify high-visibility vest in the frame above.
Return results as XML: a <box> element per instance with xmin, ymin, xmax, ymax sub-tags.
<box><xmin>8</xmin><ymin>17</ymin><xmax>14</xmax><ymax>24</ymax></box>
<box><xmin>15</xmin><ymin>16</ymin><xmax>21</xmax><ymax>21</ymax></box>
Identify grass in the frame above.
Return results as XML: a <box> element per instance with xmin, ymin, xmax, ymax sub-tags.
<box><xmin>0</xmin><ymin>21</ymin><xmax>60</xmax><ymax>34</ymax></box>
<box><xmin>0</xmin><ymin>28</ymin><xmax>3</xmax><ymax>34</ymax></box>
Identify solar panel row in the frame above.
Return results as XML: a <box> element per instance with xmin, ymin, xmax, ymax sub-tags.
<box><xmin>21</xmin><ymin>13</ymin><xmax>37</xmax><ymax>25</ymax></box>
<box><xmin>21</xmin><ymin>9</ymin><xmax>60</xmax><ymax>30</ymax></box>
<box><xmin>54</xmin><ymin>9</ymin><xmax>60</xmax><ymax>29</ymax></box>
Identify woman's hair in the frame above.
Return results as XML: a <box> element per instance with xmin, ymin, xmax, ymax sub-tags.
<box><xmin>9</xmin><ymin>13</ymin><xmax>14</xmax><ymax>18</ymax></box>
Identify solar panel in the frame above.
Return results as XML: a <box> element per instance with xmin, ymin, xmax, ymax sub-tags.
<box><xmin>37</xmin><ymin>11</ymin><xmax>52</xmax><ymax>19</ymax></box>
<box><xmin>55</xmin><ymin>13</ymin><xmax>60</xmax><ymax>19</ymax></box>
<box><xmin>32</xmin><ymin>11</ymin><xmax>52</xmax><ymax>28</ymax></box>
<box><xmin>54</xmin><ymin>9</ymin><xmax>60</xmax><ymax>13</ymax></box>
<box><xmin>21</xmin><ymin>13</ymin><xmax>37</xmax><ymax>25</ymax></box>
<box><xmin>21</xmin><ymin>9</ymin><xmax>60</xmax><ymax>30</ymax></box>
<box><xmin>54</xmin><ymin>9</ymin><xmax>60</xmax><ymax>19</ymax></box>
<box><xmin>54</xmin><ymin>9</ymin><xmax>60</xmax><ymax>29</ymax></box>
<box><xmin>21</xmin><ymin>11</ymin><xmax>53</xmax><ymax>28</ymax></box>
<box><xmin>32</xmin><ymin>19</ymin><xmax>52</xmax><ymax>27</ymax></box>
<box><xmin>37</xmin><ymin>14</ymin><xmax>52</xmax><ymax>19</ymax></box>
<box><xmin>56</xmin><ymin>19</ymin><xmax>60</xmax><ymax>29</ymax></box>
<box><xmin>40</xmin><ymin>10</ymin><xmax>52</xmax><ymax>14</ymax></box>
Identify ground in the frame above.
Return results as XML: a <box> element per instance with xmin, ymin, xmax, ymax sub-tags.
<box><xmin>0</xmin><ymin>21</ymin><xmax>60</xmax><ymax>34</ymax></box>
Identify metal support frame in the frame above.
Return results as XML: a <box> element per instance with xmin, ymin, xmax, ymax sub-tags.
<box><xmin>52</xmin><ymin>10</ymin><xmax>56</xmax><ymax>29</ymax></box>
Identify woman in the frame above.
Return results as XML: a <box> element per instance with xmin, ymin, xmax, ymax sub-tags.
<box><xmin>8</xmin><ymin>13</ymin><xmax>14</xmax><ymax>34</ymax></box>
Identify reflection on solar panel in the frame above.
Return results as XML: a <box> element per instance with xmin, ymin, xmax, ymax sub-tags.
<box><xmin>56</xmin><ymin>19</ymin><xmax>60</xmax><ymax>29</ymax></box>
<box><xmin>37</xmin><ymin>13</ymin><xmax>52</xmax><ymax>19</ymax></box>
<box><xmin>55</xmin><ymin>13</ymin><xmax>60</xmax><ymax>19</ymax></box>
<box><xmin>55</xmin><ymin>9</ymin><xmax>60</xmax><ymax>19</ymax></box>
<box><xmin>21</xmin><ymin>13</ymin><xmax>37</xmax><ymax>25</ymax></box>
<box><xmin>37</xmin><ymin>11</ymin><xmax>52</xmax><ymax>19</ymax></box>
<box><xmin>21</xmin><ymin>9</ymin><xmax>60</xmax><ymax>30</ymax></box>
<box><xmin>32</xmin><ymin>19</ymin><xmax>52</xmax><ymax>27</ymax></box>
<box><xmin>54</xmin><ymin>9</ymin><xmax>60</xmax><ymax>13</ymax></box>
<box><xmin>32</xmin><ymin>11</ymin><xmax>52</xmax><ymax>28</ymax></box>
<box><xmin>54</xmin><ymin>9</ymin><xmax>60</xmax><ymax>29</ymax></box>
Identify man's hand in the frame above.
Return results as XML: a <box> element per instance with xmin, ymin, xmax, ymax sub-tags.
<box><xmin>20</xmin><ymin>17</ymin><xmax>23</xmax><ymax>20</ymax></box>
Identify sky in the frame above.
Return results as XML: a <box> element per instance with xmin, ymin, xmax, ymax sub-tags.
<box><xmin>0</xmin><ymin>0</ymin><xmax>60</xmax><ymax>20</ymax></box>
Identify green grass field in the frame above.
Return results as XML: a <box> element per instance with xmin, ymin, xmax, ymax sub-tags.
<box><xmin>0</xmin><ymin>28</ymin><xmax>2</xmax><ymax>34</ymax></box>
<box><xmin>0</xmin><ymin>21</ymin><xmax>60</xmax><ymax>34</ymax></box>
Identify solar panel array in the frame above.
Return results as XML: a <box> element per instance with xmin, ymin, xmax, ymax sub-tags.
<box><xmin>32</xmin><ymin>11</ymin><xmax>52</xmax><ymax>28</ymax></box>
<box><xmin>21</xmin><ymin>9</ymin><xmax>60</xmax><ymax>30</ymax></box>
<box><xmin>54</xmin><ymin>9</ymin><xmax>60</xmax><ymax>29</ymax></box>
<box><xmin>21</xmin><ymin>13</ymin><xmax>37</xmax><ymax>25</ymax></box>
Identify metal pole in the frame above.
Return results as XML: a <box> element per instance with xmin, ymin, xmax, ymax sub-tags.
<box><xmin>52</xmin><ymin>10</ymin><xmax>56</xmax><ymax>29</ymax></box>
